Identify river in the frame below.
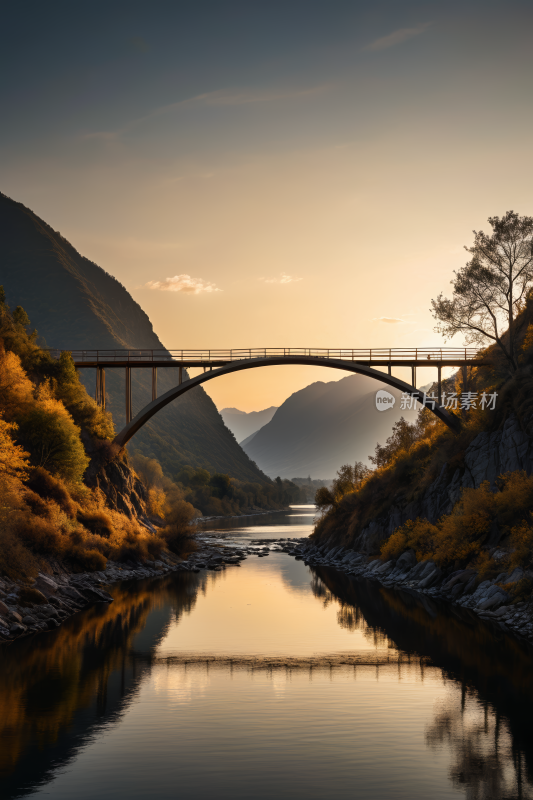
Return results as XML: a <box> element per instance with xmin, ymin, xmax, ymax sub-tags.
<box><xmin>1</xmin><ymin>505</ymin><xmax>532</xmax><ymax>799</ymax></box>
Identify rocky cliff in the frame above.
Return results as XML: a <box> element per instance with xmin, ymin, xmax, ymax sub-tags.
<box><xmin>345</xmin><ymin>414</ymin><xmax>533</xmax><ymax>554</ymax></box>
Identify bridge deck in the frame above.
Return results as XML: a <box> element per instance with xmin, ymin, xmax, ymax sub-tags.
<box><xmin>46</xmin><ymin>347</ymin><xmax>491</xmax><ymax>368</ymax></box>
<box><xmin>71</xmin><ymin>359</ymin><xmax>491</xmax><ymax>368</ymax></box>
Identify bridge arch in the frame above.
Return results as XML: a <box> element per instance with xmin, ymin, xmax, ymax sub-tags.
<box><xmin>112</xmin><ymin>356</ymin><xmax>460</xmax><ymax>449</ymax></box>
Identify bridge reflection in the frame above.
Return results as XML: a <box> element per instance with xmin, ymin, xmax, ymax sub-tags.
<box><xmin>1</xmin><ymin>565</ymin><xmax>532</xmax><ymax>799</ymax></box>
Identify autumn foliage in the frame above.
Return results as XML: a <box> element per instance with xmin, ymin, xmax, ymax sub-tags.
<box><xmin>0</xmin><ymin>288</ymin><xmax>193</xmax><ymax>579</ymax></box>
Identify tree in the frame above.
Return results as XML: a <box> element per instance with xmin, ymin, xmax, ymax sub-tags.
<box><xmin>12</xmin><ymin>306</ymin><xmax>30</xmax><ymax>328</ymax></box>
<box><xmin>369</xmin><ymin>417</ymin><xmax>420</xmax><ymax>468</ymax></box>
<box><xmin>315</xmin><ymin>462</ymin><xmax>371</xmax><ymax>513</ymax></box>
<box><xmin>18</xmin><ymin>384</ymin><xmax>90</xmax><ymax>482</ymax></box>
<box><xmin>131</xmin><ymin>453</ymin><xmax>166</xmax><ymax>489</ymax></box>
<box><xmin>210</xmin><ymin>472</ymin><xmax>233</xmax><ymax>499</ymax></box>
<box><xmin>431</xmin><ymin>211</ymin><xmax>533</xmax><ymax>373</ymax></box>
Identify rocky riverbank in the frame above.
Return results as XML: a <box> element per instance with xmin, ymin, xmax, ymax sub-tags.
<box><xmin>0</xmin><ymin>540</ymin><xmax>253</xmax><ymax>643</ymax></box>
<box><xmin>288</xmin><ymin>539</ymin><xmax>533</xmax><ymax>645</ymax></box>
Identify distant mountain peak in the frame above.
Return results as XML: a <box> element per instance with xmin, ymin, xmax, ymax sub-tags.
<box><xmin>220</xmin><ymin>405</ymin><xmax>279</xmax><ymax>443</ymax></box>
<box><xmin>242</xmin><ymin>373</ymin><xmax>418</xmax><ymax>479</ymax></box>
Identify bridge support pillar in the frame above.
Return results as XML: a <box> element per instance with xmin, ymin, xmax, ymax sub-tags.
<box><xmin>125</xmin><ymin>367</ymin><xmax>132</xmax><ymax>424</ymax></box>
<box><xmin>179</xmin><ymin>366</ymin><xmax>183</xmax><ymax>385</ymax></box>
<box><xmin>462</xmin><ymin>364</ymin><xmax>468</xmax><ymax>391</ymax></box>
<box><xmin>95</xmin><ymin>367</ymin><xmax>106</xmax><ymax>408</ymax></box>
<box><xmin>152</xmin><ymin>367</ymin><xmax>157</xmax><ymax>401</ymax></box>
<box><xmin>437</xmin><ymin>365</ymin><xmax>442</xmax><ymax>406</ymax></box>
<box><xmin>411</xmin><ymin>365</ymin><xmax>416</xmax><ymax>389</ymax></box>
<box><xmin>388</xmin><ymin>362</ymin><xmax>392</xmax><ymax>376</ymax></box>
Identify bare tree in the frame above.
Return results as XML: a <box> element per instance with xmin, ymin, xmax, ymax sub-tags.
<box><xmin>431</xmin><ymin>211</ymin><xmax>533</xmax><ymax>372</ymax></box>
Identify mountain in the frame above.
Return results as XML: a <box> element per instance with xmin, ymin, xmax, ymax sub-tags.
<box><xmin>242</xmin><ymin>374</ymin><xmax>418</xmax><ymax>479</ymax></box>
<box><xmin>220</xmin><ymin>406</ymin><xmax>278</xmax><ymax>443</ymax></box>
<box><xmin>0</xmin><ymin>191</ymin><xmax>268</xmax><ymax>482</ymax></box>
<box><xmin>240</xmin><ymin>430</ymin><xmax>259</xmax><ymax>448</ymax></box>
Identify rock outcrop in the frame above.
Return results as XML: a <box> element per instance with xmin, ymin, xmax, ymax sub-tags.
<box><xmin>85</xmin><ymin>459</ymin><xmax>146</xmax><ymax>522</ymax></box>
<box><xmin>81</xmin><ymin>432</ymin><xmax>149</xmax><ymax>521</ymax></box>
<box><xmin>351</xmin><ymin>414</ymin><xmax>533</xmax><ymax>554</ymax></box>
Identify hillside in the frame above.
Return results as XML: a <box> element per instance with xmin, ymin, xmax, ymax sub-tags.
<box><xmin>310</xmin><ymin>291</ymin><xmax>533</xmax><ymax>589</ymax></box>
<box><xmin>0</xmin><ymin>191</ymin><xmax>268</xmax><ymax>483</ymax></box>
<box><xmin>0</xmin><ymin>295</ymin><xmax>201</xmax><ymax>582</ymax></box>
<box><xmin>242</xmin><ymin>374</ymin><xmax>418</xmax><ymax>479</ymax></box>
<box><xmin>220</xmin><ymin>406</ymin><xmax>278</xmax><ymax>443</ymax></box>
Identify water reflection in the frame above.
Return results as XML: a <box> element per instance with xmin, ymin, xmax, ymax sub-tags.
<box><xmin>427</xmin><ymin>700</ymin><xmax>531</xmax><ymax>800</ymax></box>
<box><xmin>197</xmin><ymin>505</ymin><xmax>318</xmax><ymax>542</ymax></box>
<box><xmin>311</xmin><ymin>566</ymin><xmax>533</xmax><ymax>799</ymax></box>
<box><xmin>0</xmin><ymin>570</ymin><xmax>218</xmax><ymax>799</ymax></box>
<box><xmin>1</xmin><ymin>557</ymin><xmax>533</xmax><ymax>798</ymax></box>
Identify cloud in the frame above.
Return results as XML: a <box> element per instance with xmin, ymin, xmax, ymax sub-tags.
<box><xmin>82</xmin><ymin>83</ymin><xmax>331</xmax><ymax>141</ymax></box>
<box><xmin>373</xmin><ymin>316</ymin><xmax>406</xmax><ymax>324</ymax></box>
<box><xmin>142</xmin><ymin>274</ymin><xmax>222</xmax><ymax>294</ymax></box>
<box><xmin>365</xmin><ymin>22</ymin><xmax>432</xmax><ymax>52</ymax></box>
<box><xmin>259</xmin><ymin>274</ymin><xmax>303</xmax><ymax>284</ymax></box>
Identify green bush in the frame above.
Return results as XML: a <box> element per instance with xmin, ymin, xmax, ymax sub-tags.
<box><xmin>18</xmin><ymin>403</ymin><xmax>89</xmax><ymax>482</ymax></box>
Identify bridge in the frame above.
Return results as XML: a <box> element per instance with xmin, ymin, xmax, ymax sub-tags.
<box><xmin>52</xmin><ymin>347</ymin><xmax>492</xmax><ymax>446</ymax></box>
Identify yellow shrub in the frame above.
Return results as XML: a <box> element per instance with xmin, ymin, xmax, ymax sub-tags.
<box><xmin>508</xmin><ymin>520</ymin><xmax>533</xmax><ymax>569</ymax></box>
<box><xmin>380</xmin><ymin>527</ymin><xmax>410</xmax><ymax>559</ymax></box>
<box><xmin>381</xmin><ymin>473</ymin><xmax>533</xmax><ymax>569</ymax></box>
<box><xmin>0</xmin><ymin>348</ymin><xmax>33</xmax><ymax>420</ymax></box>
<box><xmin>381</xmin><ymin>483</ymin><xmax>494</xmax><ymax>566</ymax></box>
<box><xmin>522</xmin><ymin>323</ymin><xmax>533</xmax><ymax>354</ymax></box>
<box><xmin>0</xmin><ymin>415</ymin><xmax>29</xmax><ymax>486</ymax></box>
<box><xmin>147</xmin><ymin>486</ymin><xmax>167</xmax><ymax>517</ymax></box>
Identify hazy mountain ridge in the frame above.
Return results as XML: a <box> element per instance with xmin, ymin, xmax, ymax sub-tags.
<box><xmin>242</xmin><ymin>375</ymin><xmax>418</xmax><ymax>479</ymax></box>
<box><xmin>0</xmin><ymin>192</ymin><xmax>268</xmax><ymax>482</ymax></box>
<box><xmin>220</xmin><ymin>406</ymin><xmax>278</xmax><ymax>443</ymax></box>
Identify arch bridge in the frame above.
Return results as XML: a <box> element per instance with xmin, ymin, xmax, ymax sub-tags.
<box><xmin>56</xmin><ymin>347</ymin><xmax>492</xmax><ymax>446</ymax></box>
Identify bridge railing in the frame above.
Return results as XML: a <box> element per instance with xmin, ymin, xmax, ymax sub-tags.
<box><xmin>47</xmin><ymin>347</ymin><xmax>487</xmax><ymax>364</ymax></box>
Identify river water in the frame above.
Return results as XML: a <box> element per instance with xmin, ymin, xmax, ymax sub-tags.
<box><xmin>1</xmin><ymin>506</ymin><xmax>533</xmax><ymax>799</ymax></box>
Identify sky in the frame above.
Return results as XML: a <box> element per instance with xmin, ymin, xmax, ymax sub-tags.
<box><xmin>2</xmin><ymin>0</ymin><xmax>533</xmax><ymax>411</ymax></box>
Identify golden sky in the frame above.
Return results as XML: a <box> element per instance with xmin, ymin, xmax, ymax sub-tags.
<box><xmin>2</xmin><ymin>1</ymin><xmax>532</xmax><ymax>410</ymax></box>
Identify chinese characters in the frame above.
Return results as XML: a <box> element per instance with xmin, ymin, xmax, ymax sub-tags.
<box><xmin>400</xmin><ymin>391</ymin><xmax>497</xmax><ymax>411</ymax></box>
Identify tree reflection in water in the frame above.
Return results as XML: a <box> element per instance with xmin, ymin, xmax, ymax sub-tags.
<box><xmin>427</xmin><ymin>700</ymin><xmax>531</xmax><ymax>800</ymax></box>
<box><xmin>310</xmin><ymin>565</ymin><xmax>533</xmax><ymax>800</ymax></box>
<box><xmin>0</xmin><ymin>569</ymin><xmax>217</xmax><ymax>799</ymax></box>
<box><xmin>2</xmin><ymin>562</ymin><xmax>533</xmax><ymax>799</ymax></box>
